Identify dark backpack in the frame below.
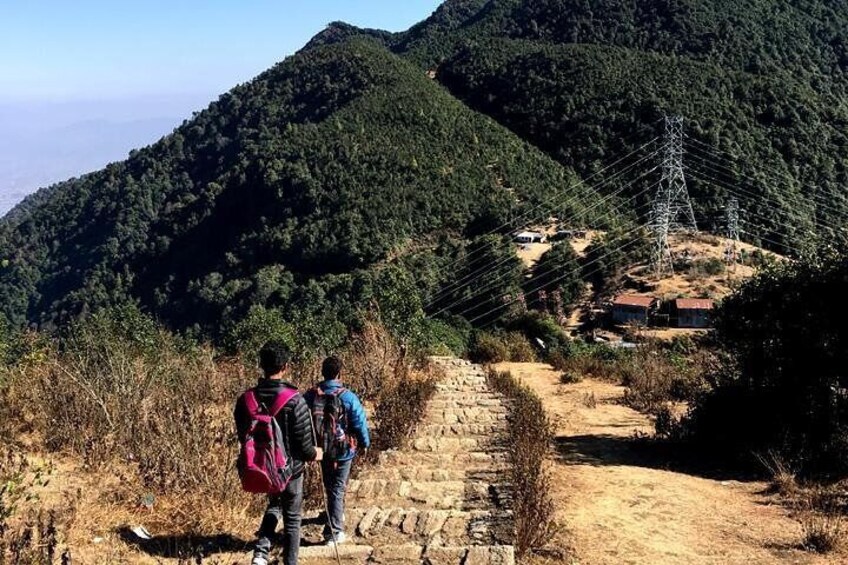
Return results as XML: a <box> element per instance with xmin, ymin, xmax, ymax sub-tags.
<box><xmin>237</xmin><ymin>388</ymin><xmax>298</xmax><ymax>494</ymax></box>
<box><xmin>310</xmin><ymin>387</ymin><xmax>349</xmax><ymax>461</ymax></box>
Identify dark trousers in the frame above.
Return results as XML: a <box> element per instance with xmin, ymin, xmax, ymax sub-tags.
<box><xmin>254</xmin><ymin>474</ymin><xmax>303</xmax><ymax>565</ymax></box>
<box><xmin>321</xmin><ymin>458</ymin><xmax>353</xmax><ymax>536</ymax></box>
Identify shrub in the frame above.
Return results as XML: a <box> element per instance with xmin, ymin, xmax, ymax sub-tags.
<box><xmin>469</xmin><ymin>331</ymin><xmax>537</xmax><ymax>364</ymax></box>
<box><xmin>685</xmin><ymin>252</ymin><xmax>848</xmax><ymax>477</ymax></box>
<box><xmin>1</xmin><ymin>447</ymin><xmax>66</xmax><ymax>564</ymax></box>
<box><xmin>505</xmin><ymin>311</ymin><xmax>569</xmax><ymax>349</ymax></box>
<box><xmin>559</xmin><ymin>371</ymin><xmax>582</xmax><ymax>384</ymax></box>
<box><xmin>799</xmin><ymin>489</ymin><xmax>844</xmax><ymax>554</ymax></box>
<box><xmin>487</xmin><ymin>370</ymin><xmax>555</xmax><ymax>557</ymax></box>
<box><xmin>469</xmin><ymin>332</ymin><xmax>510</xmax><ymax>364</ymax></box>
<box><xmin>688</xmin><ymin>257</ymin><xmax>726</xmax><ymax>277</ymax></box>
<box><xmin>417</xmin><ymin>317</ymin><xmax>471</xmax><ymax>356</ymax></box>
<box><xmin>503</xmin><ymin>332</ymin><xmax>537</xmax><ymax>362</ymax></box>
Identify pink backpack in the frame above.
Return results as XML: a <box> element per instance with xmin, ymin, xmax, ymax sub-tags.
<box><xmin>238</xmin><ymin>388</ymin><xmax>299</xmax><ymax>494</ymax></box>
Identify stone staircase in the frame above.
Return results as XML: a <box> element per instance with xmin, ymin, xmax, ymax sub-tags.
<box><xmin>299</xmin><ymin>357</ymin><xmax>515</xmax><ymax>564</ymax></box>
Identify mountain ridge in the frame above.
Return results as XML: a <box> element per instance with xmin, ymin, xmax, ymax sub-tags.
<box><xmin>1</xmin><ymin>0</ymin><xmax>846</xmax><ymax>338</ymax></box>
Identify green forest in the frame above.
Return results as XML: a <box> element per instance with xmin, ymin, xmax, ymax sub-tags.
<box><xmin>1</xmin><ymin>0</ymin><xmax>847</xmax><ymax>345</ymax></box>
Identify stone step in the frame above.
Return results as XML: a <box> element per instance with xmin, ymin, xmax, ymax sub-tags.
<box><xmin>436</xmin><ymin>382</ymin><xmax>492</xmax><ymax>395</ymax></box>
<box><xmin>299</xmin><ymin>544</ymin><xmax>374</xmax><ymax>562</ymax></box>
<box><xmin>418</xmin><ymin>423</ymin><xmax>506</xmax><ymax>437</ymax></box>
<box><xmin>363</xmin><ymin>467</ymin><xmax>467</xmax><ymax>482</ymax></box>
<box><xmin>427</xmin><ymin>399</ymin><xmax>508</xmax><ymax>410</ymax></box>
<box><xmin>300</xmin><ymin>543</ymin><xmax>516</xmax><ymax>564</ymax></box>
<box><xmin>349</xmin><ymin>480</ymin><xmax>510</xmax><ymax>509</ymax></box>
<box><xmin>430</xmin><ymin>392</ymin><xmax>502</xmax><ymax>402</ymax></box>
<box><xmin>423</xmin><ymin>411</ymin><xmax>507</xmax><ymax>425</ymax></box>
<box><xmin>379</xmin><ymin>450</ymin><xmax>508</xmax><ymax>468</ymax></box>
<box><xmin>412</xmin><ymin>437</ymin><xmax>506</xmax><ymax>453</ymax></box>
<box><xmin>342</xmin><ymin>506</ymin><xmax>511</xmax><ymax>543</ymax></box>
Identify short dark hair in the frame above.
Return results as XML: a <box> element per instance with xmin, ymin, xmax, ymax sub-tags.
<box><xmin>321</xmin><ymin>356</ymin><xmax>343</xmax><ymax>380</ymax></box>
<box><xmin>259</xmin><ymin>341</ymin><xmax>290</xmax><ymax>375</ymax></box>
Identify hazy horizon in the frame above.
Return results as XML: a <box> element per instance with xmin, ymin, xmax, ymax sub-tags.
<box><xmin>0</xmin><ymin>0</ymin><xmax>442</xmax><ymax>215</ymax></box>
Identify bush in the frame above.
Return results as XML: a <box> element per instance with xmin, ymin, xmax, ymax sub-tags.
<box><xmin>469</xmin><ymin>331</ymin><xmax>537</xmax><ymax>364</ymax></box>
<box><xmin>487</xmin><ymin>370</ymin><xmax>554</xmax><ymax>557</ymax></box>
<box><xmin>684</xmin><ymin>253</ymin><xmax>848</xmax><ymax>477</ymax></box>
<box><xmin>341</xmin><ymin>315</ymin><xmax>439</xmax><ymax>450</ymax></box>
<box><xmin>417</xmin><ymin>317</ymin><xmax>471</xmax><ymax>356</ymax></box>
<box><xmin>469</xmin><ymin>332</ymin><xmax>510</xmax><ymax>364</ymax></box>
<box><xmin>688</xmin><ymin>257</ymin><xmax>726</xmax><ymax>277</ymax></box>
<box><xmin>799</xmin><ymin>489</ymin><xmax>845</xmax><ymax>554</ymax></box>
<box><xmin>505</xmin><ymin>311</ymin><xmax>569</xmax><ymax>349</ymax></box>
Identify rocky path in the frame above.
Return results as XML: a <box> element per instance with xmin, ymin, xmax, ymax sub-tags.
<box><xmin>300</xmin><ymin>357</ymin><xmax>515</xmax><ymax>564</ymax></box>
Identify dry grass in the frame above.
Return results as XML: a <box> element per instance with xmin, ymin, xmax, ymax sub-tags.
<box><xmin>487</xmin><ymin>369</ymin><xmax>555</xmax><ymax>558</ymax></box>
<box><xmin>799</xmin><ymin>488</ymin><xmax>845</xmax><ymax>554</ymax></box>
<box><xmin>0</xmin><ymin>310</ymin><xmax>439</xmax><ymax>561</ymax></box>
<box><xmin>758</xmin><ymin>452</ymin><xmax>800</xmax><ymax>497</ymax></box>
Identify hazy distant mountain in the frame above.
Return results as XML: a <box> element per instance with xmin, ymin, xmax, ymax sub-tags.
<box><xmin>1</xmin><ymin>0</ymin><xmax>846</xmax><ymax>335</ymax></box>
<box><xmin>0</xmin><ymin>95</ymin><xmax>210</xmax><ymax>214</ymax></box>
<box><xmin>0</xmin><ymin>117</ymin><xmax>180</xmax><ymax>214</ymax></box>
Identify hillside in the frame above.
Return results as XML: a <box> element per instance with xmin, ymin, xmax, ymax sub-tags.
<box><xmin>2</xmin><ymin>0</ymin><xmax>847</xmax><ymax>336</ymax></box>
<box><xmin>0</xmin><ymin>38</ymin><xmax>604</xmax><ymax>334</ymax></box>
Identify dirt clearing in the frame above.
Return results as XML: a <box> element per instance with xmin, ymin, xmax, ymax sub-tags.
<box><xmin>494</xmin><ymin>362</ymin><xmax>841</xmax><ymax>565</ymax></box>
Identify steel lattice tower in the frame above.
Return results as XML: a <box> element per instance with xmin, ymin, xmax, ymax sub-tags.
<box><xmin>650</xmin><ymin>115</ymin><xmax>698</xmax><ymax>276</ymax></box>
<box><xmin>724</xmin><ymin>197</ymin><xmax>740</xmax><ymax>264</ymax></box>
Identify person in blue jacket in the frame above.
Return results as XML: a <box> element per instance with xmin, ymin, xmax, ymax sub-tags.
<box><xmin>304</xmin><ymin>356</ymin><xmax>371</xmax><ymax>545</ymax></box>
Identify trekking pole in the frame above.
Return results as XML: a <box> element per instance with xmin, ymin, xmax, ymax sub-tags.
<box><xmin>309</xmin><ymin>418</ymin><xmax>343</xmax><ymax>565</ymax></box>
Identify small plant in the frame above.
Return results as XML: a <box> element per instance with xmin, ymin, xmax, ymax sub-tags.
<box><xmin>757</xmin><ymin>452</ymin><xmax>798</xmax><ymax>497</ymax></box>
<box><xmin>469</xmin><ymin>331</ymin><xmax>537</xmax><ymax>364</ymax></box>
<box><xmin>559</xmin><ymin>371</ymin><xmax>582</xmax><ymax>385</ymax></box>
<box><xmin>581</xmin><ymin>392</ymin><xmax>597</xmax><ymax>409</ymax></box>
<box><xmin>799</xmin><ymin>489</ymin><xmax>844</xmax><ymax>554</ymax></box>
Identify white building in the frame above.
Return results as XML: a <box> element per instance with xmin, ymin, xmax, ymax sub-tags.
<box><xmin>515</xmin><ymin>231</ymin><xmax>546</xmax><ymax>244</ymax></box>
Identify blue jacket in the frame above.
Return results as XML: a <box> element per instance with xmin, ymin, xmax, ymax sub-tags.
<box><xmin>304</xmin><ymin>380</ymin><xmax>371</xmax><ymax>461</ymax></box>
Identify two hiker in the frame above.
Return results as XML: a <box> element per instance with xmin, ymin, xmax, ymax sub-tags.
<box><xmin>233</xmin><ymin>342</ymin><xmax>371</xmax><ymax>565</ymax></box>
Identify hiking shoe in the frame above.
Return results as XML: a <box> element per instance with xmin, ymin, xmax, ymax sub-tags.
<box><xmin>251</xmin><ymin>556</ymin><xmax>268</xmax><ymax>565</ymax></box>
<box><xmin>324</xmin><ymin>531</ymin><xmax>347</xmax><ymax>546</ymax></box>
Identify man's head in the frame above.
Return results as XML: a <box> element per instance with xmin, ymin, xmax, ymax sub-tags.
<box><xmin>321</xmin><ymin>356</ymin><xmax>343</xmax><ymax>381</ymax></box>
<box><xmin>258</xmin><ymin>340</ymin><xmax>291</xmax><ymax>378</ymax></box>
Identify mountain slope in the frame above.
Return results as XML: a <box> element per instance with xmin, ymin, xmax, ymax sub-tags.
<box><xmin>0</xmin><ymin>38</ymin><xmax>602</xmax><ymax>332</ymax></box>
<box><xmin>386</xmin><ymin>0</ymin><xmax>848</xmax><ymax>253</ymax></box>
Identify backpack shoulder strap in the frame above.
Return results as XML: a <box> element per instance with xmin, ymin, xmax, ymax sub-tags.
<box><xmin>269</xmin><ymin>388</ymin><xmax>299</xmax><ymax>417</ymax></box>
<box><xmin>242</xmin><ymin>390</ymin><xmax>260</xmax><ymax>414</ymax></box>
<box><xmin>332</xmin><ymin>387</ymin><xmax>347</xmax><ymax>397</ymax></box>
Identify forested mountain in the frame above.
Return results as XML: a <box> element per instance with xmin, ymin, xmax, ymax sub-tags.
<box><xmin>0</xmin><ymin>38</ymin><xmax>601</xmax><ymax>334</ymax></box>
<box><xmin>1</xmin><ymin>0</ymin><xmax>846</xmax><ymax>338</ymax></box>
<box><xmin>390</xmin><ymin>0</ymin><xmax>848</xmax><ymax>252</ymax></box>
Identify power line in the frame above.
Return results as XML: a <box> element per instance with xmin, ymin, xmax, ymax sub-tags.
<box><xmin>424</xmin><ymin>136</ymin><xmax>662</xmax><ymax>300</ymax></box>
<box><xmin>472</xmin><ymin>223</ymin><xmax>650</xmax><ymax>327</ymax></box>
<box><xmin>429</xmin><ymin>189</ymin><xmax>657</xmax><ymax>321</ymax></box>
<box><xmin>684</xmin><ymin>137</ymin><xmax>848</xmax><ymax>218</ymax></box>
<box><xmin>425</xmin><ymin>141</ymin><xmax>659</xmax><ymax>309</ymax></box>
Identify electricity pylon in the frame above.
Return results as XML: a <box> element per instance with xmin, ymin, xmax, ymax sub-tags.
<box><xmin>650</xmin><ymin>115</ymin><xmax>698</xmax><ymax>276</ymax></box>
<box><xmin>724</xmin><ymin>197</ymin><xmax>740</xmax><ymax>268</ymax></box>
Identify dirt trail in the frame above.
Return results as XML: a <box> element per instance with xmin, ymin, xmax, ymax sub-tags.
<box><xmin>494</xmin><ymin>362</ymin><xmax>840</xmax><ymax>565</ymax></box>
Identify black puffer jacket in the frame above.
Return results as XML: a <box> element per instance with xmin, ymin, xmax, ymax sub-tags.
<box><xmin>234</xmin><ymin>379</ymin><xmax>317</xmax><ymax>479</ymax></box>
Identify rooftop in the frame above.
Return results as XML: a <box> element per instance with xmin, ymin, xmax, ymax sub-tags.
<box><xmin>676</xmin><ymin>298</ymin><xmax>715</xmax><ymax>310</ymax></box>
<box><xmin>613</xmin><ymin>295</ymin><xmax>656</xmax><ymax>308</ymax></box>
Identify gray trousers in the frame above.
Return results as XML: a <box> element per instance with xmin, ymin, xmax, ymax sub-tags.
<box><xmin>254</xmin><ymin>474</ymin><xmax>303</xmax><ymax>565</ymax></box>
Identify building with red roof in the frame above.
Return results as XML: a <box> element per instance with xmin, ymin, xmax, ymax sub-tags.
<box><xmin>675</xmin><ymin>298</ymin><xmax>715</xmax><ymax>328</ymax></box>
<box><xmin>611</xmin><ymin>294</ymin><xmax>657</xmax><ymax>325</ymax></box>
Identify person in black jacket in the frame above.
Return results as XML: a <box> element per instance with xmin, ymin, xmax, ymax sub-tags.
<box><xmin>234</xmin><ymin>341</ymin><xmax>321</xmax><ymax>565</ymax></box>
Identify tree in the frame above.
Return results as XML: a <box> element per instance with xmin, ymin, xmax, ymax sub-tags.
<box><xmin>525</xmin><ymin>243</ymin><xmax>584</xmax><ymax>314</ymax></box>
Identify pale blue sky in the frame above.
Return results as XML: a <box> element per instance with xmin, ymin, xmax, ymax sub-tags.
<box><xmin>0</xmin><ymin>1</ymin><xmax>444</xmax><ymax>213</ymax></box>
<box><xmin>0</xmin><ymin>1</ymin><xmax>442</xmax><ymax>101</ymax></box>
